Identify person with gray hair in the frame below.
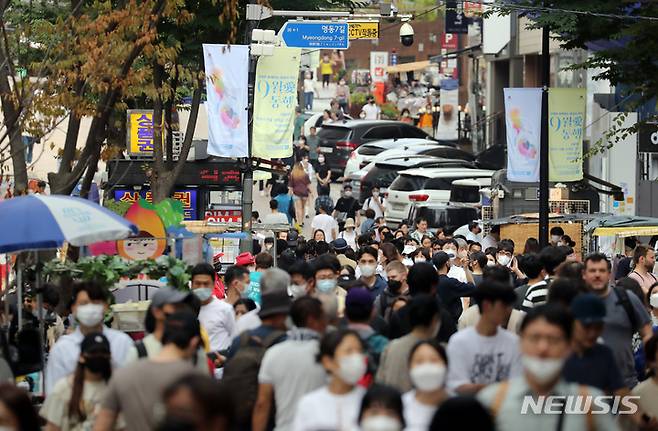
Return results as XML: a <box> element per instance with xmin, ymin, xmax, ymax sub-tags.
<box><xmin>260</xmin><ymin>268</ymin><xmax>291</xmax><ymax>295</ymax></box>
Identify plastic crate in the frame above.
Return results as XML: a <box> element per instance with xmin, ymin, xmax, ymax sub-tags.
<box><xmin>111</xmin><ymin>301</ymin><xmax>150</xmax><ymax>332</ymax></box>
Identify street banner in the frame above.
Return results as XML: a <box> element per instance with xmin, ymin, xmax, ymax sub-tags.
<box><xmin>445</xmin><ymin>0</ymin><xmax>468</xmax><ymax>33</ymax></box>
<box><xmin>370</xmin><ymin>51</ymin><xmax>388</xmax><ymax>83</ymax></box>
<box><xmin>504</xmin><ymin>88</ymin><xmax>542</xmax><ymax>182</ymax></box>
<box><xmin>548</xmin><ymin>88</ymin><xmax>586</xmax><ymax>181</ymax></box>
<box><xmin>252</xmin><ymin>47</ymin><xmax>301</xmax><ymax>159</ymax></box>
<box><xmin>203</xmin><ymin>44</ymin><xmax>249</xmax><ymax>158</ymax></box>
<box><xmin>436</xmin><ymin>79</ymin><xmax>459</xmax><ymax>141</ymax></box>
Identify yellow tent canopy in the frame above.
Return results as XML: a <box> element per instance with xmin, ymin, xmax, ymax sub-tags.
<box><xmin>592</xmin><ymin>226</ymin><xmax>658</xmax><ymax>237</ymax></box>
<box><xmin>386</xmin><ymin>60</ymin><xmax>430</xmax><ymax>73</ymax></box>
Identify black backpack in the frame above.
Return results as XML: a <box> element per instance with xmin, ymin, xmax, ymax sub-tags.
<box><xmin>613</xmin><ymin>287</ymin><xmax>639</xmax><ymax>332</ymax></box>
<box><xmin>222</xmin><ymin>330</ymin><xmax>286</xmax><ymax>426</ymax></box>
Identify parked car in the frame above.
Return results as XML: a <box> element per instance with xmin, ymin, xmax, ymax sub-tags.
<box><xmin>317</xmin><ymin>120</ymin><xmax>431</xmax><ymax>176</ymax></box>
<box><xmin>343</xmin><ymin>137</ymin><xmax>440</xmax><ymax>178</ymax></box>
<box><xmin>357</xmin><ymin>156</ymin><xmax>477</xmax><ymax>204</ymax></box>
<box><xmin>385</xmin><ymin>167</ymin><xmax>494</xmax><ymax>225</ymax></box>
<box><xmin>303</xmin><ymin>112</ymin><xmax>353</xmax><ymax>136</ymax></box>
<box><xmin>407</xmin><ymin>203</ymin><xmax>480</xmax><ymax>234</ymax></box>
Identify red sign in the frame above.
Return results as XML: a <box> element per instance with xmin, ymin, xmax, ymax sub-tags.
<box><xmin>440</xmin><ymin>33</ymin><xmax>459</xmax><ymax>79</ymax></box>
<box><xmin>464</xmin><ymin>1</ymin><xmax>483</xmax><ymax>18</ymax></box>
<box><xmin>204</xmin><ymin>209</ymin><xmax>242</xmax><ymax>223</ymax></box>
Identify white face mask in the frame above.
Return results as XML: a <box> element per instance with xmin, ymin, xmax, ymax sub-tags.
<box><xmin>551</xmin><ymin>235</ymin><xmax>561</xmax><ymax>244</ymax></box>
<box><xmin>414</xmin><ymin>257</ymin><xmax>426</xmax><ymax>263</ymax></box>
<box><xmin>337</xmin><ymin>353</ymin><xmax>367</xmax><ymax>384</ymax></box>
<box><xmin>410</xmin><ymin>363</ymin><xmax>447</xmax><ymax>392</ymax></box>
<box><xmin>360</xmin><ymin>264</ymin><xmax>377</xmax><ymax>278</ymax></box>
<box><xmin>193</xmin><ymin>287</ymin><xmax>213</xmax><ymax>302</ymax></box>
<box><xmin>445</xmin><ymin>250</ymin><xmax>457</xmax><ymax>260</ymax></box>
<box><xmin>318</xmin><ymin>156</ymin><xmax>325</xmax><ymax>163</ymax></box>
<box><xmin>649</xmin><ymin>293</ymin><xmax>658</xmax><ymax>309</ymax></box>
<box><xmin>361</xmin><ymin>416</ymin><xmax>402</xmax><ymax>431</ymax></box>
<box><xmin>522</xmin><ymin>355</ymin><xmax>565</xmax><ymax>384</ymax></box>
<box><xmin>372</xmin><ymin>191</ymin><xmax>380</xmax><ymax>198</ymax></box>
<box><xmin>497</xmin><ymin>254</ymin><xmax>512</xmax><ymax>267</ymax></box>
<box><xmin>288</xmin><ymin>283</ymin><xmax>307</xmax><ymax>299</ymax></box>
<box><xmin>75</xmin><ymin>303</ymin><xmax>105</xmax><ymax>327</ymax></box>
<box><xmin>486</xmin><ymin>260</ymin><xmax>496</xmax><ymax>267</ymax></box>
<box><xmin>344</xmin><ymin>190</ymin><xmax>352</xmax><ymax>197</ymax></box>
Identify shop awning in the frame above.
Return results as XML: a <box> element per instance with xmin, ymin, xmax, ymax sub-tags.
<box><xmin>386</xmin><ymin>60</ymin><xmax>430</xmax><ymax>73</ymax></box>
<box><xmin>592</xmin><ymin>226</ymin><xmax>658</xmax><ymax>237</ymax></box>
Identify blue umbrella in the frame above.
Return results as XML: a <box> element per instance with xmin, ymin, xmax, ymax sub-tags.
<box><xmin>0</xmin><ymin>194</ymin><xmax>138</xmax><ymax>253</ymax></box>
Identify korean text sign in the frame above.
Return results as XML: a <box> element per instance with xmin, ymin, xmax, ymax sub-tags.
<box><xmin>115</xmin><ymin>189</ymin><xmax>197</xmax><ymax>220</ymax></box>
<box><xmin>548</xmin><ymin>88</ymin><xmax>586</xmax><ymax>182</ymax></box>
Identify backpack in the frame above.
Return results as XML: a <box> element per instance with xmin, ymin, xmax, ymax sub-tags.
<box><xmin>222</xmin><ymin>330</ymin><xmax>286</xmax><ymax>426</ymax></box>
<box><xmin>364</xmin><ymin>333</ymin><xmax>389</xmax><ymax>369</ymax></box>
<box><xmin>135</xmin><ymin>340</ymin><xmax>148</xmax><ymax>359</ymax></box>
<box><xmin>613</xmin><ymin>286</ymin><xmax>639</xmax><ymax>332</ymax></box>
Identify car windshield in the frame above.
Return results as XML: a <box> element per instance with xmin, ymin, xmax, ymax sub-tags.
<box><xmin>416</xmin><ymin>207</ymin><xmax>478</xmax><ymax>229</ymax></box>
<box><xmin>389</xmin><ymin>175</ymin><xmax>426</xmax><ymax>192</ymax></box>
<box><xmin>451</xmin><ymin>185</ymin><xmax>481</xmax><ymax>203</ymax></box>
<box><xmin>317</xmin><ymin>126</ymin><xmax>350</xmax><ymax>141</ymax></box>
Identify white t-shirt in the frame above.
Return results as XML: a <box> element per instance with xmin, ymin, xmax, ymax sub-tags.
<box><xmin>263</xmin><ymin>212</ymin><xmax>289</xmax><ymax>225</ymax></box>
<box><xmin>446</xmin><ymin>326</ymin><xmax>522</xmax><ymax>392</ymax></box>
<box><xmin>312</xmin><ymin>214</ymin><xmax>338</xmax><ymax>242</ymax></box>
<box><xmin>303</xmin><ymin>78</ymin><xmax>315</xmax><ymax>94</ymax></box>
<box><xmin>362</xmin><ymin>196</ymin><xmax>386</xmax><ymax>219</ymax></box>
<box><xmin>362</xmin><ymin>103</ymin><xmax>380</xmax><ymax>120</ymax></box>
<box><xmin>198</xmin><ymin>297</ymin><xmax>236</xmax><ymax>351</ymax></box>
<box><xmin>402</xmin><ymin>391</ymin><xmax>438</xmax><ymax>431</ymax></box>
<box><xmin>40</xmin><ymin>377</ymin><xmax>112</xmax><ymax>431</ymax></box>
<box><xmin>259</xmin><ymin>339</ymin><xmax>327</xmax><ymax>431</ymax></box>
<box><xmin>292</xmin><ymin>386</ymin><xmax>365</xmax><ymax>431</ymax></box>
<box><xmin>338</xmin><ymin>229</ymin><xmax>358</xmax><ymax>251</ymax></box>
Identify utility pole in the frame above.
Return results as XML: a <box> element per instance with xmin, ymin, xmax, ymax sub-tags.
<box><xmin>538</xmin><ymin>11</ymin><xmax>550</xmax><ymax>248</ymax></box>
<box><xmin>241</xmin><ymin>0</ymin><xmax>258</xmax><ymax>253</ymax></box>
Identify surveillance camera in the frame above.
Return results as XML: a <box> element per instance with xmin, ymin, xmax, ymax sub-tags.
<box><xmin>400</xmin><ymin>22</ymin><xmax>414</xmax><ymax>47</ymax></box>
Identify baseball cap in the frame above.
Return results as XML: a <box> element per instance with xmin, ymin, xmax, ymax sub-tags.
<box><xmin>80</xmin><ymin>333</ymin><xmax>110</xmax><ymax>355</ymax></box>
<box><xmin>571</xmin><ymin>293</ymin><xmax>606</xmax><ymax>325</ymax></box>
<box><xmin>345</xmin><ymin>287</ymin><xmax>374</xmax><ymax>309</ymax></box>
<box><xmin>235</xmin><ymin>252</ymin><xmax>255</xmax><ymax>267</ymax></box>
<box><xmin>151</xmin><ymin>286</ymin><xmax>193</xmax><ymax>308</ymax></box>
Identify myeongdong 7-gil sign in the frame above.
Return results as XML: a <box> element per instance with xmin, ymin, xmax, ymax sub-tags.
<box><xmin>280</xmin><ymin>21</ymin><xmax>349</xmax><ymax>49</ymax></box>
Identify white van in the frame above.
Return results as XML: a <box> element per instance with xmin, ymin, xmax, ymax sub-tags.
<box><xmin>385</xmin><ymin>168</ymin><xmax>493</xmax><ymax>225</ymax></box>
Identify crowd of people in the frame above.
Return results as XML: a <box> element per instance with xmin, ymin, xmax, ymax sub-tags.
<box><xmin>2</xmin><ymin>211</ymin><xmax>658</xmax><ymax>431</ymax></box>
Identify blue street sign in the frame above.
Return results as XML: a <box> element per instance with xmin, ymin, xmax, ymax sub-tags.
<box><xmin>280</xmin><ymin>21</ymin><xmax>349</xmax><ymax>50</ymax></box>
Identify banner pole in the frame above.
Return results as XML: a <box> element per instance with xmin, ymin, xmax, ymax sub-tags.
<box><xmin>539</xmin><ymin>16</ymin><xmax>550</xmax><ymax>248</ymax></box>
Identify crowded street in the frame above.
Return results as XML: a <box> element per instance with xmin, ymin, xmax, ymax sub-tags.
<box><xmin>1</xmin><ymin>1</ymin><xmax>658</xmax><ymax>431</ymax></box>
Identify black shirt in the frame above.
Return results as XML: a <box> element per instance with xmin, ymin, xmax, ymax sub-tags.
<box><xmin>334</xmin><ymin>197</ymin><xmax>358</xmax><ymax>219</ymax></box>
<box><xmin>562</xmin><ymin>343</ymin><xmax>626</xmax><ymax>393</ymax></box>
<box><xmin>317</xmin><ymin>164</ymin><xmax>330</xmax><ymax>180</ymax></box>
<box><xmin>389</xmin><ymin>298</ymin><xmax>457</xmax><ymax>343</ymax></box>
<box><xmin>437</xmin><ymin>274</ymin><xmax>476</xmax><ymax>325</ymax></box>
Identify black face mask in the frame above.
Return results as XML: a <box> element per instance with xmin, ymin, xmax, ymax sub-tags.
<box><xmin>85</xmin><ymin>356</ymin><xmax>112</xmax><ymax>380</ymax></box>
<box><xmin>387</xmin><ymin>279</ymin><xmax>402</xmax><ymax>294</ymax></box>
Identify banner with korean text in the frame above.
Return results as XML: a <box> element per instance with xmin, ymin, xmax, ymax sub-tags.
<box><xmin>252</xmin><ymin>47</ymin><xmax>301</xmax><ymax>159</ymax></box>
<box><xmin>549</xmin><ymin>88</ymin><xmax>586</xmax><ymax>182</ymax></box>
<box><xmin>504</xmin><ymin>88</ymin><xmax>542</xmax><ymax>182</ymax></box>
<box><xmin>203</xmin><ymin>44</ymin><xmax>249</xmax><ymax>158</ymax></box>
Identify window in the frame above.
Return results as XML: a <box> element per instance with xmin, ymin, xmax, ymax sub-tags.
<box><xmin>419</xmin><ymin>147</ymin><xmax>474</xmax><ymax>161</ymax></box>
<box><xmin>424</xmin><ymin>177</ymin><xmax>454</xmax><ymax>190</ymax></box>
<box><xmin>389</xmin><ymin>175</ymin><xmax>426</xmax><ymax>191</ymax></box>
<box><xmin>317</xmin><ymin>126</ymin><xmax>351</xmax><ymax>141</ymax></box>
<box><xmin>361</xmin><ymin>126</ymin><xmax>402</xmax><ymax>141</ymax></box>
<box><xmin>400</xmin><ymin>125</ymin><xmax>429</xmax><ymax>139</ymax></box>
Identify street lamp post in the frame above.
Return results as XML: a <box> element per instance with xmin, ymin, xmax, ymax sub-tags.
<box><xmin>538</xmin><ymin>17</ymin><xmax>550</xmax><ymax>248</ymax></box>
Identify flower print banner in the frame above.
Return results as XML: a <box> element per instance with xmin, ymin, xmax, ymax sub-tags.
<box><xmin>252</xmin><ymin>47</ymin><xmax>301</xmax><ymax>159</ymax></box>
<box><xmin>549</xmin><ymin>88</ymin><xmax>586</xmax><ymax>182</ymax></box>
<box><xmin>203</xmin><ymin>44</ymin><xmax>249</xmax><ymax>158</ymax></box>
<box><xmin>504</xmin><ymin>88</ymin><xmax>542</xmax><ymax>182</ymax></box>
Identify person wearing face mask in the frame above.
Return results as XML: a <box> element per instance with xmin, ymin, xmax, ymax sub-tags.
<box><xmin>253</xmin><ymin>297</ymin><xmax>328</xmax><ymax>431</ymax></box>
<box><xmin>362</xmin><ymin>186</ymin><xmax>386</xmax><ymax>219</ymax></box>
<box><xmin>334</xmin><ymin>184</ymin><xmax>359</xmax><ymax>229</ymax></box>
<box><xmin>410</xmin><ymin>216</ymin><xmax>434</xmax><ymax>244</ymax></box>
<box><xmin>41</xmin><ymin>333</ymin><xmax>115</xmax><ymax>431</ymax></box>
<box><xmin>287</xmin><ymin>261</ymin><xmax>313</xmax><ymax>299</ymax></box>
<box><xmin>359</xmin><ymin>385</ymin><xmax>405</xmax><ymax>431</ymax></box>
<box><xmin>356</xmin><ymin>246</ymin><xmax>388</xmax><ymax>300</ymax></box>
<box><xmin>373</xmin><ymin>261</ymin><xmax>408</xmax><ymax>320</ymax></box>
<box><xmin>362</xmin><ymin>95</ymin><xmax>381</xmax><ymax>120</ymax></box>
<box><xmin>478</xmin><ymin>304</ymin><xmax>618</xmax><ymax>431</ymax></box>
<box><xmin>443</xmin><ymin>239</ymin><xmax>471</xmax><ymax>283</ymax></box>
<box><xmin>377</xmin><ymin>296</ymin><xmax>440</xmax><ymax>392</ymax></box>
<box><xmin>94</xmin><ymin>311</ymin><xmax>205</xmax><ymax>431</ymax></box>
<box><xmin>45</xmin><ymin>282</ymin><xmax>133</xmax><ymax>396</ymax></box>
<box><xmin>292</xmin><ymin>329</ymin><xmax>367</xmax><ymax>431</ymax></box>
<box><xmin>403</xmin><ymin>340</ymin><xmax>450</xmax><ymax>431</ymax></box>
<box><xmin>469</xmin><ymin>251</ymin><xmax>487</xmax><ymax>287</ymax></box>
<box><xmin>336</xmin><ymin>78</ymin><xmax>351</xmax><ymax>113</ymax></box>
<box><xmin>191</xmin><ymin>263</ymin><xmax>236</xmax><ymax>354</ymax></box>
<box><xmin>447</xmin><ymin>283</ymin><xmax>521</xmax><ymax>395</ymax></box>
<box><xmin>315</xmin><ymin>153</ymin><xmax>331</xmax><ymax>196</ymax></box>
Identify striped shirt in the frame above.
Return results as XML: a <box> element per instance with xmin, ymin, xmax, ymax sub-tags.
<box><xmin>521</xmin><ymin>280</ymin><xmax>549</xmax><ymax>311</ymax></box>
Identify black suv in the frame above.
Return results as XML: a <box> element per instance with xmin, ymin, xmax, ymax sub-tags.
<box><xmin>317</xmin><ymin>120</ymin><xmax>431</xmax><ymax>176</ymax></box>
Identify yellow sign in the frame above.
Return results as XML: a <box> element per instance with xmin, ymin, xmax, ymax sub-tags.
<box><xmin>348</xmin><ymin>21</ymin><xmax>379</xmax><ymax>40</ymax></box>
<box><xmin>128</xmin><ymin>110</ymin><xmax>155</xmax><ymax>155</ymax></box>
